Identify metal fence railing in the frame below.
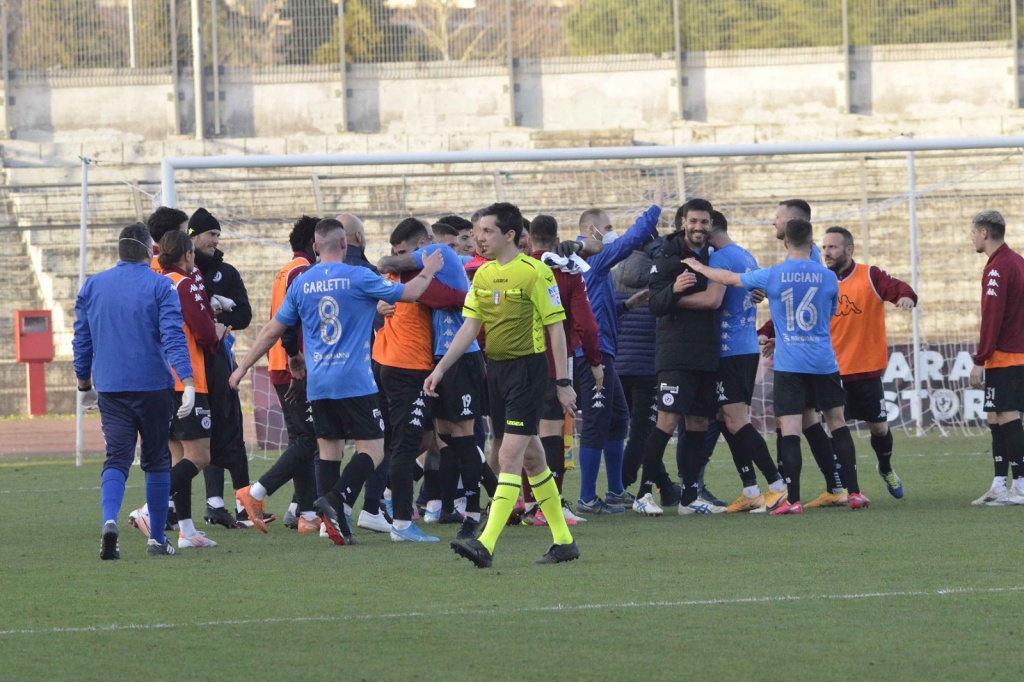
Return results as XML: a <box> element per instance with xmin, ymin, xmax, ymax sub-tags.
<box><xmin>2</xmin><ymin>0</ymin><xmax>1021</xmax><ymax>83</ymax></box>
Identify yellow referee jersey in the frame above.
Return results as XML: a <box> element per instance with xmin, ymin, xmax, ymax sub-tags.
<box><xmin>464</xmin><ymin>253</ymin><xmax>566</xmax><ymax>361</ymax></box>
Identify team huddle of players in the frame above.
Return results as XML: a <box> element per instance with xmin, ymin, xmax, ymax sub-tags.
<box><xmin>79</xmin><ymin>188</ymin><xmax>1024</xmax><ymax>565</ymax></box>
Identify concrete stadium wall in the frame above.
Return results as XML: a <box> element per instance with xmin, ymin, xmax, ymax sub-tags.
<box><xmin>1</xmin><ymin>44</ymin><xmax>1019</xmax><ymax>142</ymax></box>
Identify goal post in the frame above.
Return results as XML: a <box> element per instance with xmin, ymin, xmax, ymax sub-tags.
<box><xmin>156</xmin><ymin>135</ymin><xmax>1024</xmax><ymax>451</ymax></box>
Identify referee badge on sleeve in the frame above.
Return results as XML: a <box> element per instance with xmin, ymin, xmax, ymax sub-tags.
<box><xmin>494</xmin><ymin>291</ymin><xmax>501</xmax><ymax>305</ymax></box>
<box><xmin>547</xmin><ymin>284</ymin><xmax>561</xmax><ymax>306</ymax></box>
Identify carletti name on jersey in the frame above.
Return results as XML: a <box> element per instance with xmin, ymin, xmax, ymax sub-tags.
<box><xmin>303</xmin><ymin>278</ymin><xmax>350</xmax><ymax>294</ymax></box>
<box><xmin>780</xmin><ymin>271</ymin><xmax>824</xmax><ymax>283</ymax></box>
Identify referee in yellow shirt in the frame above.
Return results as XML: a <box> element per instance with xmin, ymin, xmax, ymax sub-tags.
<box><xmin>425</xmin><ymin>202</ymin><xmax>579</xmax><ymax>567</ymax></box>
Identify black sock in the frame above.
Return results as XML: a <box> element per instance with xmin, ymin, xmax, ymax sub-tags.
<box><xmin>451</xmin><ymin>435</ymin><xmax>482</xmax><ymax>514</ymax></box>
<box><xmin>1001</xmin><ymin>420</ymin><xmax>1024</xmax><ymax>481</ymax></box>
<box><xmin>638</xmin><ymin>427</ymin><xmax>673</xmax><ymax>498</ymax></box>
<box><xmin>777</xmin><ymin>435</ymin><xmax>802</xmax><ymax>503</ymax></box>
<box><xmin>725</xmin><ymin>427</ymin><xmax>754</xmax><ymax>487</ymax></box>
<box><xmin>736</xmin><ymin>423</ymin><xmax>780</xmax><ymax>483</ymax></box>
<box><xmin>775</xmin><ymin>427</ymin><xmax>784</xmax><ymax>478</ymax></box>
<box><xmin>831</xmin><ymin>426</ymin><xmax>860</xmax><ymax>494</ymax></box>
<box><xmin>170</xmin><ymin>459</ymin><xmax>200</xmax><ymax>522</ymax></box>
<box><xmin>203</xmin><ymin>465</ymin><xmax>225</xmax><ymax>502</ymax></box>
<box><xmin>438</xmin><ymin>446</ymin><xmax>459</xmax><ymax>512</ymax></box>
<box><xmin>480</xmin><ymin>462</ymin><xmax>498</xmax><ymax>499</ymax></box>
<box><xmin>332</xmin><ymin>452</ymin><xmax>375</xmax><ymax>509</ymax></box>
<box><xmin>541</xmin><ymin>435</ymin><xmax>565</xmax><ymax>493</ymax></box>
<box><xmin>679</xmin><ymin>430</ymin><xmax>706</xmax><ymax>505</ymax></box>
<box><xmin>990</xmin><ymin>423</ymin><xmax>1009</xmax><ymax>477</ymax></box>
<box><xmin>804</xmin><ymin>423</ymin><xmax>840</xmax><ymax>492</ymax></box>
<box><xmin>870</xmin><ymin>429</ymin><xmax>894</xmax><ymax>474</ymax></box>
<box><xmin>318</xmin><ymin>459</ymin><xmax>341</xmax><ymax>499</ymax></box>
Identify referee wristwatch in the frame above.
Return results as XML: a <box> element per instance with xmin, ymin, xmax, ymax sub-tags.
<box><xmin>555</xmin><ymin>378</ymin><xmax>572</xmax><ymax>387</ymax></box>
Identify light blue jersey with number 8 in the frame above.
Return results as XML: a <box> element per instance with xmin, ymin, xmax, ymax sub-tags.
<box><xmin>740</xmin><ymin>258</ymin><xmax>839</xmax><ymax>374</ymax></box>
<box><xmin>275</xmin><ymin>261</ymin><xmax>405</xmax><ymax>400</ymax></box>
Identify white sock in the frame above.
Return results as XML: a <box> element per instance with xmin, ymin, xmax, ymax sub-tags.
<box><xmin>207</xmin><ymin>496</ymin><xmax>225</xmax><ymax>509</ymax></box>
<box><xmin>104</xmin><ymin>518</ymin><xmax>116</xmax><ymax>526</ymax></box>
<box><xmin>288</xmin><ymin>502</ymin><xmax>298</xmax><ymax>514</ymax></box>
<box><xmin>383</xmin><ymin>488</ymin><xmax>392</xmax><ymax>501</ymax></box>
<box><xmin>465</xmin><ymin>512</ymin><xmax>481</xmax><ymax>521</ymax></box>
<box><xmin>179</xmin><ymin>518</ymin><xmax>197</xmax><ymax>537</ymax></box>
<box><xmin>523</xmin><ymin>501</ymin><xmax>537</xmax><ymax>512</ymax></box>
<box><xmin>167</xmin><ymin>500</ymin><xmax>175</xmax><ymax>511</ymax></box>
<box><xmin>300</xmin><ymin>511</ymin><xmax>317</xmax><ymax>521</ymax></box>
<box><xmin>236</xmin><ymin>499</ymin><xmax>245</xmax><ymax>513</ymax></box>
<box><xmin>250</xmin><ymin>482</ymin><xmax>267</xmax><ymax>501</ymax></box>
<box><xmin>343</xmin><ymin>503</ymin><xmax>352</xmax><ymax>517</ymax></box>
<box><xmin>993</xmin><ymin>476</ymin><xmax>1008</xmax><ymax>491</ymax></box>
<box><xmin>742</xmin><ymin>485</ymin><xmax>761</xmax><ymax>499</ymax></box>
<box><xmin>393</xmin><ymin>519</ymin><xmax>412</xmax><ymax>531</ymax></box>
<box><xmin>768</xmin><ymin>479</ymin><xmax>786</xmax><ymax>493</ymax></box>
<box><xmin>426</xmin><ymin>500</ymin><xmax>442</xmax><ymax>513</ymax></box>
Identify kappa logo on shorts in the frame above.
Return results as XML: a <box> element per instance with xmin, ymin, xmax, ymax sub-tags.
<box><xmin>460</xmin><ymin>394</ymin><xmax>473</xmax><ymax>416</ymax></box>
<box><xmin>410</xmin><ymin>417</ymin><xmax>422</xmax><ymax>427</ymax></box>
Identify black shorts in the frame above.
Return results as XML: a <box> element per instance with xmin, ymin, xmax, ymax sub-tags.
<box><xmin>434</xmin><ymin>351</ymin><xmax>485</xmax><ymax>422</ymax></box>
<box><xmin>774</xmin><ymin>371</ymin><xmax>846</xmax><ymax>417</ymax></box>
<box><xmin>540</xmin><ymin>378</ymin><xmax>567</xmax><ymax>422</ymax></box>
<box><xmin>311</xmin><ymin>395</ymin><xmax>386</xmax><ymax>441</ymax></box>
<box><xmin>171</xmin><ymin>392</ymin><xmax>212</xmax><ymax>441</ymax></box>
<box><xmin>843</xmin><ymin>377</ymin><xmax>888</xmax><ymax>423</ymax></box>
<box><xmin>716</xmin><ymin>354</ymin><xmax>760</xmax><ymax>407</ymax></box>
<box><xmin>984</xmin><ymin>365</ymin><xmax>1024</xmax><ymax>413</ymax></box>
<box><xmin>657</xmin><ymin>369</ymin><xmax>717</xmax><ymax>417</ymax></box>
<box><xmin>488</xmin><ymin>353</ymin><xmax>549</xmax><ymax>438</ymax></box>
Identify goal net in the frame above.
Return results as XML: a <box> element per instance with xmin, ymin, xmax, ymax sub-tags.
<box><xmin>163</xmin><ymin>142</ymin><xmax>1024</xmax><ymax>452</ymax></box>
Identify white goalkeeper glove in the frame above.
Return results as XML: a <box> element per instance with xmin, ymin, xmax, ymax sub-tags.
<box><xmin>211</xmin><ymin>295</ymin><xmax>236</xmax><ymax>313</ymax></box>
<box><xmin>81</xmin><ymin>389</ymin><xmax>99</xmax><ymax>412</ymax></box>
<box><xmin>177</xmin><ymin>385</ymin><xmax>196</xmax><ymax>419</ymax></box>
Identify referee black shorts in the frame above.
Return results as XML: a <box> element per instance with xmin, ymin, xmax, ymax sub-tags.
<box><xmin>488</xmin><ymin>353</ymin><xmax>549</xmax><ymax>439</ymax></box>
<box><xmin>773</xmin><ymin>371</ymin><xmax>845</xmax><ymax>418</ymax></box>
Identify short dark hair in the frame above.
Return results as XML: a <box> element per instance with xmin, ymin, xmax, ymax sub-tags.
<box><xmin>578</xmin><ymin>208</ymin><xmax>605</xmax><ymax>230</ymax></box>
<box><xmin>529</xmin><ymin>215</ymin><xmax>559</xmax><ymax>246</ymax></box>
<box><xmin>146</xmin><ymin>207</ymin><xmax>188</xmax><ymax>243</ymax></box>
<box><xmin>118</xmin><ymin>223</ymin><xmax>153</xmax><ymax>262</ymax></box>
<box><xmin>391</xmin><ymin>217</ymin><xmax>429</xmax><ymax>246</ymax></box>
<box><xmin>973</xmin><ymin>210</ymin><xmax>1006</xmax><ymax>241</ymax></box>
<box><xmin>674</xmin><ymin>198</ymin><xmax>714</xmax><ymax>228</ymax></box>
<box><xmin>825</xmin><ymin>226</ymin><xmax>854</xmax><ymax>247</ymax></box>
<box><xmin>431</xmin><ymin>221</ymin><xmax>459</xmax><ymax>238</ymax></box>
<box><xmin>157</xmin><ymin>229</ymin><xmax>193</xmax><ymax>269</ymax></box>
<box><xmin>477</xmin><ymin>202</ymin><xmax>525</xmax><ymax>243</ymax></box>
<box><xmin>436</xmin><ymin>215</ymin><xmax>473</xmax><ymax>233</ymax></box>
<box><xmin>315</xmin><ymin>218</ymin><xmax>344</xmax><ymax>238</ymax></box>
<box><xmin>785</xmin><ymin>218</ymin><xmax>813</xmax><ymax>248</ymax></box>
<box><xmin>289</xmin><ymin>215</ymin><xmax>319</xmax><ymax>253</ymax></box>
<box><xmin>779</xmin><ymin>199</ymin><xmax>811</xmax><ymax>221</ymax></box>
<box><xmin>710</xmin><ymin>210</ymin><xmax>728</xmax><ymax>233</ymax></box>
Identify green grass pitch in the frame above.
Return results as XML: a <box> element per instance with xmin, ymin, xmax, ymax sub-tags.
<box><xmin>3</xmin><ymin>432</ymin><xmax>1024</xmax><ymax>680</ymax></box>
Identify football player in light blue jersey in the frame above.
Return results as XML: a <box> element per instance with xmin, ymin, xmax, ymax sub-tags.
<box><xmin>231</xmin><ymin>218</ymin><xmax>444</xmax><ymax>544</ymax></box>
<box><xmin>704</xmin><ymin>211</ymin><xmax>787</xmax><ymax>513</ymax></box>
<box><xmin>686</xmin><ymin>218</ymin><xmax>868</xmax><ymax>515</ymax></box>
<box><xmin>762</xmin><ymin>199</ymin><xmax>846</xmax><ymax>505</ymax></box>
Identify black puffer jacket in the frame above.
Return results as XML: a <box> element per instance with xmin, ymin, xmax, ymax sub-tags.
<box><xmin>647</xmin><ymin>231</ymin><xmax>719</xmax><ymax>372</ymax></box>
<box><xmin>194</xmin><ymin>249</ymin><xmax>252</xmax><ymax>331</ymax></box>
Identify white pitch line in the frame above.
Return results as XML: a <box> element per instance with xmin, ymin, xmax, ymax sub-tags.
<box><xmin>3</xmin><ymin>585</ymin><xmax>1023</xmax><ymax>638</ymax></box>
<box><xmin>0</xmin><ymin>484</ymin><xmax>143</xmax><ymax>495</ymax></box>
